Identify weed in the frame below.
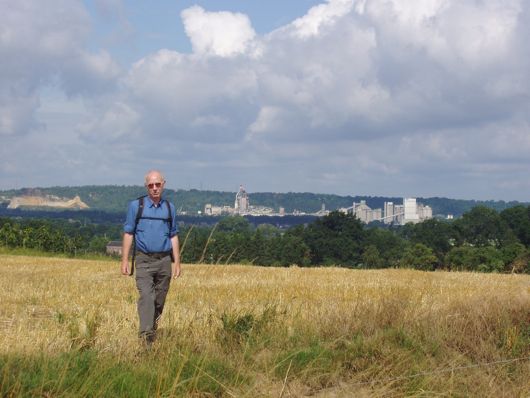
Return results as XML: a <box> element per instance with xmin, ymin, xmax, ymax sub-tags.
<box><xmin>68</xmin><ymin>311</ymin><xmax>101</xmax><ymax>351</ymax></box>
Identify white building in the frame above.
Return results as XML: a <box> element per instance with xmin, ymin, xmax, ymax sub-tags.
<box><xmin>403</xmin><ymin>198</ymin><xmax>420</xmax><ymax>224</ymax></box>
<box><xmin>234</xmin><ymin>185</ymin><xmax>249</xmax><ymax>214</ymax></box>
<box><xmin>352</xmin><ymin>200</ymin><xmax>381</xmax><ymax>223</ymax></box>
<box><xmin>204</xmin><ymin>204</ymin><xmax>234</xmax><ymax>216</ymax></box>
<box><xmin>383</xmin><ymin>202</ymin><xmax>394</xmax><ymax>224</ymax></box>
<box><xmin>418</xmin><ymin>204</ymin><xmax>433</xmax><ymax>220</ymax></box>
<box><xmin>399</xmin><ymin>198</ymin><xmax>433</xmax><ymax>225</ymax></box>
<box><xmin>394</xmin><ymin>205</ymin><xmax>405</xmax><ymax>225</ymax></box>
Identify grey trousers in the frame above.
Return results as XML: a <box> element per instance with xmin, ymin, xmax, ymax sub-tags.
<box><xmin>135</xmin><ymin>252</ymin><xmax>172</xmax><ymax>337</ymax></box>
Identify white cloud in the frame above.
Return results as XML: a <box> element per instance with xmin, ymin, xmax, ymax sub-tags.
<box><xmin>0</xmin><ymin>94</ymin><xmax>40</xmax><ymax>136</ymax></box>
<box><xmin>2</xmin><ymin>0</ymin><xmax>530</xmax><ymax>200</ymax></box>
<box><xmin>247</xmin><ymin>106</ymin><xmax>285</xmax><ymax>138</ymax></box>
<box><xmin>0</xmin><ymin>0</ymin><xmax>121</xmax><ymax>137</ymax></box>
<box><xmin>290</xmin><ymin>0</ymin><xmax>354</xmax><ymax>38</ymax></box>
<box><xmin>181</xmin><ymin>6</ymin><xmax>257</xmax><ymax>57</ymax></box>
<box><xmin>362</xmin><ymin>0</ymin><xmax>522</xmax><ymax>70</ymax></box>
<box><xmin>77</xmin><ymin>102</ymin><xmax>141</xmax><ymax>142</ymax></box>
<box><xmin>81</xmin><ymin>0</ymin><xmax>529</xmax><ymax>199</ymax></box>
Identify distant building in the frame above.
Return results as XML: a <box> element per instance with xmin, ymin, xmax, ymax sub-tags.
<box><xmin>418</xmin><ymin>203</ymin><xmax>433</xmax><ymax>220</ymax></box>
<box><xmin>106</xmin><ymin>241</ymin><xmax>122</xmax><ymax>256</ymax></box>
<box><xmin>383</xmin><ymin>202</ymin><xmax>394</xmax><ymax>224</ymax></box>
<box><xmin>400</xmin><ymin>198</ymin><xmax>432</xmax><ymax>225</ymax></box>
<box><xmin>204</xmin><ymin>203</ymin><xmax>234</xmax><ymax>216</ymax></box>
<box><xmin>315</xmin><ymin>203</ymin><xmax>329</xmax><ymax>216</ymax></box>
<box><xmin>352</xmin><ymin>200</ymin><xmax>380</xmax><ymax>223</ymax></box>
<box><xmin>234</xmin><ymin>185</ymin><xmax>249</xmax><ymax>214</ymax></box>
<box><xmin>394</xmin><ymin>205</ymin><xmax>404</xmax><ymax>224</ymax></box>
<box><xmin>403</xmin><ymin>198</ymin><xmax>420</xmax><ymax>224</ymax></box>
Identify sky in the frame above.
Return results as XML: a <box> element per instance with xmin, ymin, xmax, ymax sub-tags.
<box><xmin>1</xmin><ymin>0</ymin><xmax>530</xmax><ymax>201</ymax></box>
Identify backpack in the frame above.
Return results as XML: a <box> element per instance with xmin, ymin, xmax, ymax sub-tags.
<box><xmin>130</xmin><ymin>195</ymin><xmax>173</xmax><ymax>276</ymax></box>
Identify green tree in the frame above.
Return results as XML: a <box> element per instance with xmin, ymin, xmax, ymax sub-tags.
<box><xmin>500</xmin><ymin>242</ymin><xmax>527</xmax><ymax>272</ymax></box>
<box><xmin>217</xmin><ymin>216</ymin><xmax>251</xmax><ymax>234</ymax></box>
<box><xmin>179</xmin><ymin>226</ymin><xmax>209</xmax><ymax>263</ymax></box>
<box><xmin>275</xmin><ymin>233</ymin><xmax>310</xmax><ymax>266</ymax></box>
<box><xmin>303</xmin><ymin>211</ymin><xmax>364</xmax><ymax>267</ymax></box>
<box><xmin>88</xmin><ymin>236</ymin><xmax>109</xmax><ymax>254</ymax></box>
<box><xmin>399</xmin><ymin>243</ymin><xmax>438</xmax><ymax>271</ymax></box>
<box><xmin>364</xmin><ymin>227</ymin><xmax>406</xmax><ymax>268</ymax></box>
<box><xmin>400</xmin><ymin>219</ymin><xmax>453</xmax><ymax>262</ymax></box>
<box><xmin>248</xmin><ymin>228</ymin><xmax>274</xmax><ymax>266</ymax></box>
<box><xmin>444</xmin><ymin>245</ymin><xmax>505</xmax><ymax>272</ymax></box>
<box><xmin>0</xmin><ymin>222</ymin><xmax>19</xmax><ymax>247</ymax></box>
<box><xmin>362</xmin><ymin>245</ymin><xmax>383</xmax><ymax>269</ymax></box>
<box><xmin>500</xmin><ymin>205</ymin><xmax>530</xmax><ymax>246</ymax></box>
<box><xmin>453</xmin><ymin>206</ymin><xmax>514</xmax><ymax>247</ymax></box>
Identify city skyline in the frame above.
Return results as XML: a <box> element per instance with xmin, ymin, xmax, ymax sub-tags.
<box><xmin>2</xmin><ymin>1</ymin><xmax>530</xmax><ymax>201</ymax></box>
<box><xmin>203</xmin><ymin>186</ymin><xmax>435</xmax><ymax>223</ymax></box>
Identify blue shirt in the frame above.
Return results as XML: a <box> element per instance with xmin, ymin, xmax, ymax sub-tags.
<box><xmin>123</xmin><ymin>196</ymin><xmax>179</xmax><ymax>253</ymax></box>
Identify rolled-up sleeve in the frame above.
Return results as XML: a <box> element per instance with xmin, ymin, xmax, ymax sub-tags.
<box><xmin>123</xmin><ymin>200</ymin><xmax>137</xmax><ymax>234</ymax></box>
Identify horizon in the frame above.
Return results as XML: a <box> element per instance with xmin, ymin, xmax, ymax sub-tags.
<box><xmin>0</xmin><ymin>183</ymin><xmax>527</xmax><ymax>204</ymax></box>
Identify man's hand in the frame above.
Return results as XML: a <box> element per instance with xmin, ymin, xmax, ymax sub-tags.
<box><xmin>121</xmin><ymin>233</ymin><xmax>134</xmax><ymax>276</ymax></box>
<box><xmin>172</xmin><ymin>263</ymin><xmax>181</xmax><ymax>279</ymax></box>
<box><xmin>121</xmin><ymin>259</ymin><xmax>130</xmax><ymax>276</ymax></box>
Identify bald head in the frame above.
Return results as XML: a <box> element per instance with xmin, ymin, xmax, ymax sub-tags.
<box><xmin>144</xmin><ymin>170</ymin><xmax>164</xmax><ymax>184</ymax></box>
<box><xmin>144</xmin><ymin>170</ymin><xmax>166</xmax><ymax>203</ymax></box>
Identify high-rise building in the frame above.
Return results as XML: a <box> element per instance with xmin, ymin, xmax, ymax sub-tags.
<box><xmin>394</xmin><ymin>204</ymin><xmax>404</xmax><ymax>225</ymax></box>
<box><xmin>403</xmin><ymin>198</ymin><xmax>420</xmax><ymax>224</ymax></box>
<box><xmin>234</xmin><ymin>185</ymin><xmax>249</xmax><ymax>214</ymax></box>
<box><xmin>418</xmin><ymin>204</ymin><xmax>433</xmax><ymax>220</ymax></box>
<box><xmin>352</xmin><ymin>200</ymin><xmax>381</xmax><ymax>223</ymax></box>
<box><xmin>383</xmin><ymin>202</ymin><xmax>394</xmax><ymax>224</ymax></box>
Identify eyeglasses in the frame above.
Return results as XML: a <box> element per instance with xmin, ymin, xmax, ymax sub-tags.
<box><xmin>147</xmin><ymin>182</ymin><xmax>163</xmax><ymax>189</ymax></box>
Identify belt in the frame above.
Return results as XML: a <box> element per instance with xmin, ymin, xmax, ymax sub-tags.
<box><xmin>139</xmin><ymin>251</ymin><xmax>171</xmax><ymax>259</ymax></box>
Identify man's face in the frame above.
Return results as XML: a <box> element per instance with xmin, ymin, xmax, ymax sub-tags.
<box><xmin>145</xmin><ymin>173</ymin><xmax>165</xmax><ymax>201</ymax></box>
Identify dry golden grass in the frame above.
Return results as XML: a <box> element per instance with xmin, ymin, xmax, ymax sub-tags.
<box><xmin>0</xmin><ymin>254</ymin><xmax>529</xmax><ymax>397</ymax></box>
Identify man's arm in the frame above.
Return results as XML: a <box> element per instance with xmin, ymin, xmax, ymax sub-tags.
<box><xmin>121</xmin><ymin>232</ymin><xmax>134</xmax><ymax>275</ymax></box>
<box><xmin>170</xmin><ymin>235</ymin><xmax>181</xmax><ymax>279</ymax></box>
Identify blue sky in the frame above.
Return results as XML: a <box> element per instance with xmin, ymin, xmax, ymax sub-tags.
<box><xmin>1</xmin><ymin>0</ymin><xmax>530</xmax><ymax>201</ymax></box>
<box><xmin>83</xmin><ymin>1</ymin><xmax>325</xmax><ymax>64</ymax></box>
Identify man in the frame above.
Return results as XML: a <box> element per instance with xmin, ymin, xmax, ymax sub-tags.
<box><xmin>121</xmin><ymin>170</ymin><xmax>181</xmax><ymax>345</ymax></box>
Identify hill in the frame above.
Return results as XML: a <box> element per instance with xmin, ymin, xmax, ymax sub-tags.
<box><xmin>0</xmin><ymin>185</ymin><xmax>526</xmax><ymax>216</ymax></box>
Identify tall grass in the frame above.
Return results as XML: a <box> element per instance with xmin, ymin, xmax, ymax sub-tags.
<box><xmin>0</xmin><ymin>254</ymin><xmax>528</xmax><ymax>397</ymax></box>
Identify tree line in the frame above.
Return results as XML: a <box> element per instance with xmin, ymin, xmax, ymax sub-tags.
<box><xmin>0</xmin><ymin>218</ymin><xmax>122</xmax><ymax>256</ymax></box>
<box><xmin>178</xmin><ymin>205</ymin><xmax>530</xmax><ymax>273</ymax></box>
<box><xmin>1</xmin><ymin>205</ymin><xmax>529</xmax><ymax>273</ymax></box>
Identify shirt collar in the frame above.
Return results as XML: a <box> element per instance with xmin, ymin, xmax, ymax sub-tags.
<box><xmin>145</xmin><ymin>196</ymin><xmax>164</xmax><ymax>208</ymax></box>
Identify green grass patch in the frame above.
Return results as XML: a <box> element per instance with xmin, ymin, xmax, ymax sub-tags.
<box><xmin>216</xmin><ymin>305</ymin><xmax>283</xmax><ymax>350</ymax></box>
<box><xmin>0</xmin><ymin>348</ymin><xmax>250</xmax><ymax>398</ymax></box>
<box><xmin>274</xmin><ymin>340</ymin><xmax>337</xmax><ymax>388</ymax></box>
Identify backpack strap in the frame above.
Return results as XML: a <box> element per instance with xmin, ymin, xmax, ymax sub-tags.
<box><xmin>130</xmin><ymin>195</ymin><xmax>146</xmax><ymax>276</ymax></box>
<box><xmin>165</xmin><ymin>200</ymin><xmax>173</xmax><ymax>233</ymax></box>
<box><xmin>134</xmin><ymin>195</ymin><xmax>146</xmax><ymax>234</ymax></box>
<box><xmin>165</xmin><ymin>199</ymin><xmax>175</xmax><ymax>262</ymax></box>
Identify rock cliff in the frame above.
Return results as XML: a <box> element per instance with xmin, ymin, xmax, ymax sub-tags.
<box><xmin>7</xmin><ymin>195</ymin><xmax>89</xmax><ymax>209</ymax></box>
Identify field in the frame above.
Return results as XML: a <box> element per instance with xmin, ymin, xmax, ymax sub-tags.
<box><xmin>0</xmin><ymin>254</ymin><xmax>529</xmax><ymax>397</ymax></box>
